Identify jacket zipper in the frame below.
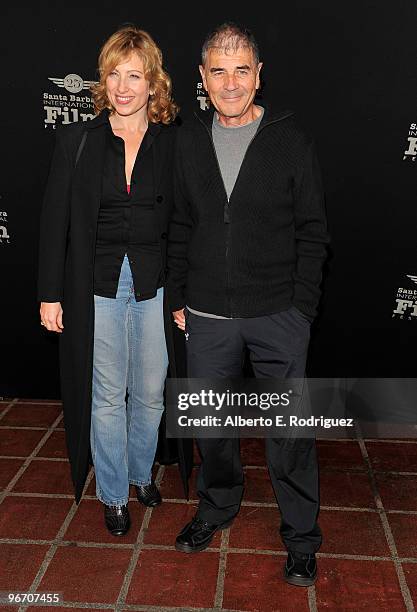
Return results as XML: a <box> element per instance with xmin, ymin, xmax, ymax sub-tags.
<box><xmin>196</xmin><ymin>117</ymin><xmax>232</xmax><ymax>314</ymax></box>
<box><xmin>195</xmin><ymin>111</ymin><xmax>292</xmax><ymax>317</ymax></box>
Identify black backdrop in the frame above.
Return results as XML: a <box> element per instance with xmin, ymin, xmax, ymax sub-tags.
<box><xmin>1</xmin><ymin>1</ymin><xmax>416</xmax><ymax>398</ymax></box>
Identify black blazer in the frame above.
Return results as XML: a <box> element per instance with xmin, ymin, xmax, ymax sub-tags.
<box><xmin>37</xmin><ymin>110</ymin><xmax>189</xmax><ymax>502</ymax></box>
<box><xmin>38</xmin><ymin>108</ymin><xmax>176</xmax><ymax>302</ymax></box>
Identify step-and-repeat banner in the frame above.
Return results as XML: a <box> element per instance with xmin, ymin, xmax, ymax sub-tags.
<box><xmin>1</xmin><ymin>3</ymin><xmax>416</xmax><ymax>397</ymax></box>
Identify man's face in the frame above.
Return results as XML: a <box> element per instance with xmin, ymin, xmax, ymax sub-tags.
<box><xmin>199</xmin><ymin>46</ymin><xmax>262</xmax><ymax>123</ymax></box>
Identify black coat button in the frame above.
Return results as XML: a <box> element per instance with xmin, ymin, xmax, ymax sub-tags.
<box><xmin>161</xmin><ymin>232</ymin><xmax>167</xmax><ymax>239</ymax></box>
<box><xmin>156</xmin><ymin>195</ymin><xmax>163</xmax><ymax>203</ymax></box>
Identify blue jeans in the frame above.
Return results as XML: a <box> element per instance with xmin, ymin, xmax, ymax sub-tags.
<box><xmin>91</xmin><ymin>255</ymin><xmax>168</xmax><ymax>506</ymax></box>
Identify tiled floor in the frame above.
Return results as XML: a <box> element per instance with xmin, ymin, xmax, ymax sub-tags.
<box><xmin>0</xmin><ymin>398</ymin><xmax>416</xmax><ymax>611</ymax></box>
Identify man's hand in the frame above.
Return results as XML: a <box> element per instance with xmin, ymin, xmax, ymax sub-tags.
<box><xmin>173</xmin><ymin>308</ymin><xmax>186</xmax><ymax>331</ymax></box>
<box><xmin>40</xmin><ymin>302</ymin><xmax>64</xmax><ymax>333</ymax></box>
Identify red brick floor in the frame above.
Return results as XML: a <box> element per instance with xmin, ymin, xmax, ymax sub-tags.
<box><xmin>1</xmin><ymin>398</ymin><xmax>416</xmax><ymax>611</ymax></box>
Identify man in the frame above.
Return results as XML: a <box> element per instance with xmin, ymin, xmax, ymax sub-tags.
<box><xmin>167</xmin><ymin>22</ymin><xmax>329</xmax><ymax>586</ymax></box>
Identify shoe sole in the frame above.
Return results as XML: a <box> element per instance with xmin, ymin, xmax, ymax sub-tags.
<box><xmin>107</xmin><ymin>520</ymin><xmax>131</xmax><ymax>537</ymax></box>
<box><xmin>283</xmin><ymin>573</ymin><xmax>317</xmax><ymax>587</ymax></box>
<box><xmin>175</xmin><ymin>519</ymin><xmax>233</xmax><ymax>553</ymax></box>
<box><xmin>109</xmin><ymin>528</ymin><xmax>130</xmax><ymax>536</ymax></box>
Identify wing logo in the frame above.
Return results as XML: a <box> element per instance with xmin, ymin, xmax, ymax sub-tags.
<box><xmin>406</xmin><ymin>275</ymin><xmax>417</xmax><ymax>286</ymax></box>
<box><xmin>48</xmin><ymin>74</ymin><xmax>97</xmax><ymax>94</ymax></box>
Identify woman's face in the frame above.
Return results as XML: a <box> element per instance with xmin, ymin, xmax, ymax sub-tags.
<box><xmin>106</xmin><ymin>52</ymin><xmax>151</xmax><ymax>118</ymax></box>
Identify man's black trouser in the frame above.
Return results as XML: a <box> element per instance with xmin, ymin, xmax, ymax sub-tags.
<box><xmin>185</xmin><ymin>306</ymin><xmax>322</xmax><ymax>554</ymax></box>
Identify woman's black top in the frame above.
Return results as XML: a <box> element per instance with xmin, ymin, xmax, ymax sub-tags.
<box><xmin>93</xmin><ymin>120</ymin><xmax>163</xmax><ymax>301</ymax></box>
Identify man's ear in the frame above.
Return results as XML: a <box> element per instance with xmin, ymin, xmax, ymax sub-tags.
<box><xmin>256</xmin><ymin>62</ymin><xmax>263</xmax><ymax>90</ymax></box>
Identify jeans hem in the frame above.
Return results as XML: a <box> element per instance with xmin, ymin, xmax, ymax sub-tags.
<box><xmin>97</xmin><ymin>494</ymin><xmax>129</xmax><ymax>506</ymax></box>
<box><xmin>129</xmin><ymin>479</ymin><xmax>152</xmax><ymax>486</ymax></box>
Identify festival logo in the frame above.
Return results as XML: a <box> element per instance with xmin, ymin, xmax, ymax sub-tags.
<box><xmin>43</xmin><ymin>73</ymin><xmax>98</xmax><ymax>129</ymax></box>
<box><xmin>0</xmin><ymin>211</ymin><xmax>10</xmax><ymax>245</ymax></box>
<box><xmin>403</xmin><ymin>123</ymin><xmax>417</xmax><ymax>161</ymax></box>
<box><xmin>392</xmin><ymin>274</ymin><xmax>417</xmax><ymax>319</ymax></box>
<box><xmin>196</xmin><ymin>82</ymin><xmax>210</xmax><ymax>111</ymax></box>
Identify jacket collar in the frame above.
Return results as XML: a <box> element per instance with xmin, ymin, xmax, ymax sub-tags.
<box><xmin>86</xmin><ymin>108</ymin><xmax>110</xmax><ymax>129</ymax></box>
<box><xmin>194</xmin><ymin>101</ymin><xmax>294</xmax><ymax>130</ymax></box>
<box><xmin>86</xmin><ymin>108</ymin><xmax>162</xmax><ymax>136</ymax></box>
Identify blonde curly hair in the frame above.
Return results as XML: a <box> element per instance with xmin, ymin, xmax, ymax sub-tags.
<box><xmin>91</xmin><ymin>25</ymin><xmax>178</xmax><ymax>124</ymax></box>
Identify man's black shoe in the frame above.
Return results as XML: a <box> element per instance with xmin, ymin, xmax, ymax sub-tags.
<box><xmin>135</xmin><ymin>482</ymin><xmax>162</xmax><ymax>507</ymax></box>
<box><xmin>284</xmin><ymin>551</ymin><xmax>317</xmax><ymax>586</ymax></box>
<box><xmin>175</xmin><ymin>515</ymin><xmax>233</xmax><ymax>553</ymax></box>
<box><xmin>104</xmin><ymin>504</ymin><xmax>130</xmax><ymax>536</ymax></box>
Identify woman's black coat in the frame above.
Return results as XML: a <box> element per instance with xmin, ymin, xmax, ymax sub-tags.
<box><xmin>38</xmin><ymin>110</ymin><xmax>192</xmax><ymax>502</ymax></box>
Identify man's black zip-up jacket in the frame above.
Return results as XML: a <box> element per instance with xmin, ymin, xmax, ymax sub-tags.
<box><xmin>167</xmin><ymin>105</ymin><xmax>330</xmax><ymax>320</ymax></box>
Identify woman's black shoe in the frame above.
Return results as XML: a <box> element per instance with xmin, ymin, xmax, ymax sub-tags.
<box><xmin>104</xmin><ymin>504</ymin><xmax>130</xmax><ymax>536</ymax></box>
<box><xmin>284</xmin><ymin>551</ymin><xmax>317</xmax><ymax>586</ymax></box>
<box><xmin>175</xmin><ymin>515</ymin><xmax>233</xmax><ymax>553</ymax></box>
<box><xmin>135</xmin><ymin>482</ymin><xmax>162</xmax><ymax>507</ymax></box>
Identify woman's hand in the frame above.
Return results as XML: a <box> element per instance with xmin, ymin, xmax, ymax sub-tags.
<box><xmin>173</xmin><ymin>308</ymin><xmax>185</xmax><ymax>331</ymax></box>
<box><xmin>40</xmin><ymin>302</ymin><xmax>64</xmax><ymax>333</ymax></box>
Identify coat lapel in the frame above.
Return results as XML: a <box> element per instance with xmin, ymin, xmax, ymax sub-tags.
<box><xmin>83</xmin><ymin>125</ymin><xmax>106</xmax><ymax>225</ymax></box>
<box><xmin>73</xmin><ymin>113</ymin><xmax>107</xmax><ymax>228</ymax></box>
<box><xmin>149</xmin><ymin>122</ymin><xmax>163</xmax><ymax>192</ymax></box>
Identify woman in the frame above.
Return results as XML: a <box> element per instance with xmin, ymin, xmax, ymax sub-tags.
<box><xmin>38</xmin><ymin>26</ymin><xmax>180</xmax><ymax>536</ymax></box>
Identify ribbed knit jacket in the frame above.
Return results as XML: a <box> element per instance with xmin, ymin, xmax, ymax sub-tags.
<box><xmin>167</xmin><ymin>105</ymin><xmax>330</xmax><ymax>320</ymax></box>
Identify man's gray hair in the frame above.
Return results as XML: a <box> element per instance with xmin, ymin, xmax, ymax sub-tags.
<box><xmin>201</xmin><ymin>22</ymin><xmax>260</xmax><ymax>66</ymax></box>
